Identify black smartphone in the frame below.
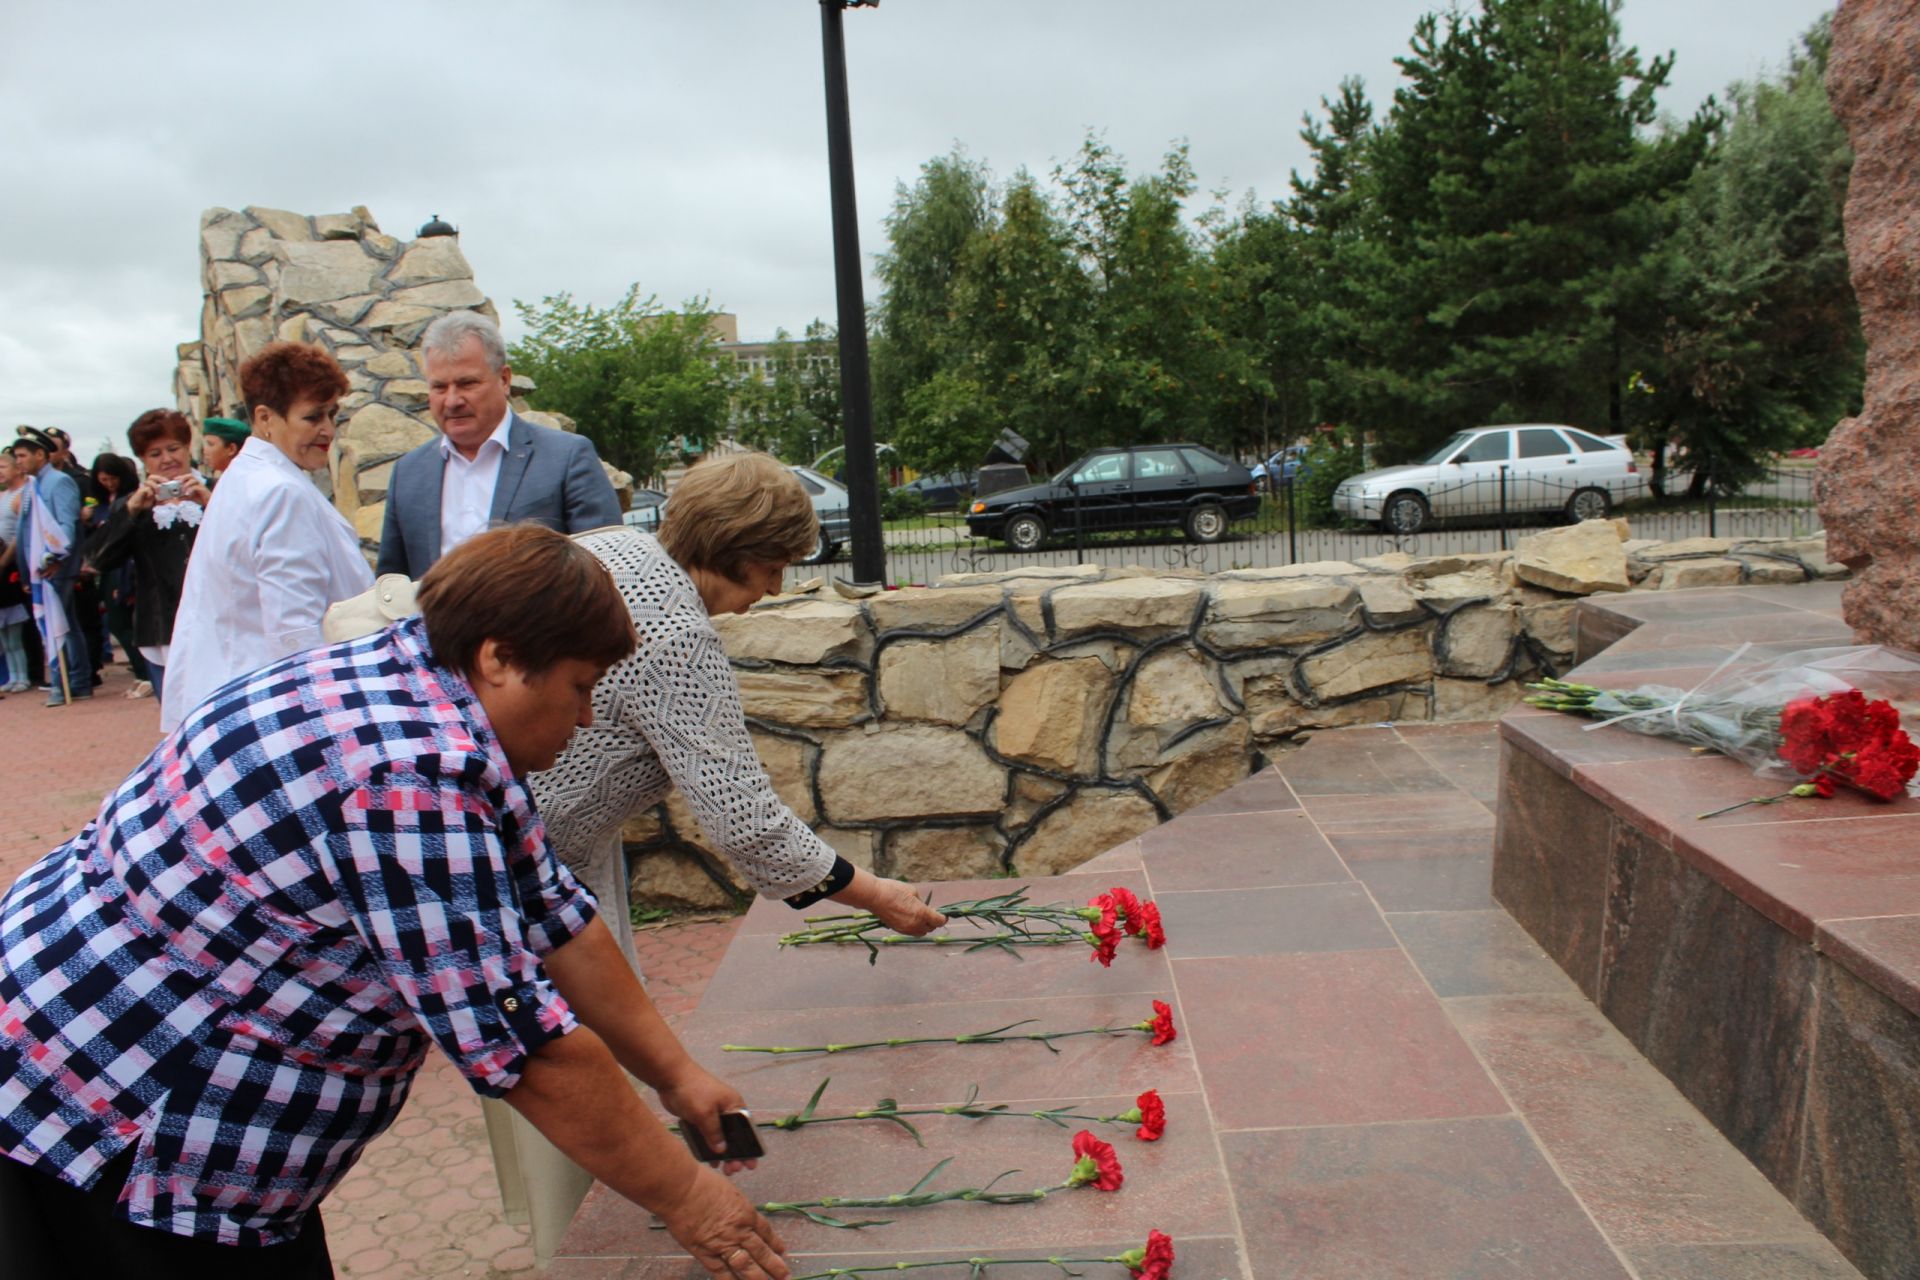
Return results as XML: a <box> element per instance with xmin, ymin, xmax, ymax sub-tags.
<box><xmin>682</xmin><ymin>1110</ymin><xmax>766</xmax><ymax>1164</ymax></box>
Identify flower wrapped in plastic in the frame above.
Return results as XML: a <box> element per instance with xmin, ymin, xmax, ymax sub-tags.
<box><xmin>1527</xmin><ymin>644</ymin><xmax>1920</xmax><ymax>815</ymax></box>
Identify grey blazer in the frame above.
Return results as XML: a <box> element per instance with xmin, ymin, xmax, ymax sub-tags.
<box><xmin>374</xmin><ymin>413</ymin><xmax>622</xmax><ymax>579</ymax></box>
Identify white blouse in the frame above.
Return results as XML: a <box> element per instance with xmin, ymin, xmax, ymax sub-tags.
<box><xmin>161</xmin><ymin>437</ymin><xmax>374</xmax><ymax>732</ymax></box>
<box><xmin>531</xmin><ymin>528</ymin><xmax>836</xmax><ymax>906</ymax></box>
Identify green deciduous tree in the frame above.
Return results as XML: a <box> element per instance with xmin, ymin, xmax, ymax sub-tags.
<box><xmin>1633</xmin><ymin>16</ymin><xmax>1861</xmax><ymax>494</ymax></box>
<box><xmin>509</xmin><ymin>286</ymin><xmax>731</xmax><ymax>481</ymax></box>
<box><xmin>734</xmin><ymin>320</ymin><xmax>842</xmax><ymax>465</ymax></box>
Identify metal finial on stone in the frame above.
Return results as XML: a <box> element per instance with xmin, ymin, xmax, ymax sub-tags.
<box><xmin>418</xmin><ymin>214</ymin><xmax>457</xmax><ymax>238</ymax></box>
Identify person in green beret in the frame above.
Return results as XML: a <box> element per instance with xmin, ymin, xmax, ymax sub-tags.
<box><xmin>200</xmin><ymin>416</ymin><xmax>250</xmax><ymax>482</ymax></box>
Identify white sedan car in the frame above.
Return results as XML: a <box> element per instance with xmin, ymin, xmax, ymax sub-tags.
<box><xmin>1333</xmin><ymin>424</ymin><xmax>1645</xmax><ymax>535</ymax></box>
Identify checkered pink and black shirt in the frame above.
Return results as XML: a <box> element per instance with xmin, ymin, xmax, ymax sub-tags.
<box><xmin>0</xmin><ymin>616</ymin><xmax>597</xmax><ymax>1245</ymax></box>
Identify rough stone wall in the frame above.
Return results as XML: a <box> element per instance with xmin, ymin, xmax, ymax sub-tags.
<box><xmin>1818</xmin><ymin>0</ymin><xmax>1920</xmax><ymax>649</ymax></box>
<box><xmin>175</xmin><ymin>205</ymin><xmax>626</xmax><ymax>550</ymax></box>
<box><xmin>626</xmin><ymin>524</ymin><xmax>1845</xmax><ymax>908</ymax></box>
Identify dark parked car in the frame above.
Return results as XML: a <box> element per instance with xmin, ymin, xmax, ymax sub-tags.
<box><xmin>892</xmin><ymin>470</ymin><xmax>974</xmax><ymax>512</ymax></box>
<box><xmin>965</xmin><ymin>444</ymin><xmax>1261</xmax><ymax>551</ymax></box>
<box><xmin>620</xmin><ymin>487</ymin><xmax>668</xmax><ymax>532</ymax></box>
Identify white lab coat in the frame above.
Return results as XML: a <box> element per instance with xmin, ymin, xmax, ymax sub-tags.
<box><xmin>161</xmin><ymin>437</ymin><xmax>374</xmax><ymax>732</ymax></box>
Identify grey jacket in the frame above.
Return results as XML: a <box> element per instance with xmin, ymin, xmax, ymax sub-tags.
<box><xmin>374</xmin><ymin>413</ymin><xmax>622</xmax><ymax>578</ymax></box>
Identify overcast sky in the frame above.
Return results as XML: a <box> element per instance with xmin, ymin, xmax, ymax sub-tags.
<box><xmin>1</xmin><ymin>0</ymin><xmax>1837</xmax><ymax>456</ymax></box>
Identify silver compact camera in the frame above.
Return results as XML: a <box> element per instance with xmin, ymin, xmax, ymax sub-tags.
<box><xmin>155</xmin><ymin>479</ymin><xmax>185</xmax><ymax>501</ymax></box>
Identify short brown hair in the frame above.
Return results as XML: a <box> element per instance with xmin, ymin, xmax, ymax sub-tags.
<box><xmin>657</xmin><ymin>452</ymin><xmax>819</xmax><ymax>581</ymax></box>
<box><xmin>239</xmin><ymin>342</ymin><xmax>350</xmax><ymax>419</ymax></box>
<box><xmin>418</xmin><ymin>524</ymin><xmax>636</xmax><ymax>678</ymax></box>
<box><xmin>127</xmin><ymin>409</ymin><xmax>193</xmax><ymax>457</ymax></box>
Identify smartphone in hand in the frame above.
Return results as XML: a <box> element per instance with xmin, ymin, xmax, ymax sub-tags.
<box><xmin>681</xmin><ymin>1110</ymin><xmax>766</xmax><ymax>1165</ymax></box>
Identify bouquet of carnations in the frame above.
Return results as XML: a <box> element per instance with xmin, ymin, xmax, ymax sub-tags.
<box><xmin>1526</xmin><ymin>645</ymin><xmax>1920</xmax><ymax>815</ymax></box>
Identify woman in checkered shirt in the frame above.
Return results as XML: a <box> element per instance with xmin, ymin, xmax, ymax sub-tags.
<box><xmin>0</xmin><ymin>526</ymin><xmax>792</xmax><ymax>1279</ymax></box>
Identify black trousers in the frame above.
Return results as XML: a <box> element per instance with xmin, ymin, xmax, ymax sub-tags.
<box><xmin>0</xmin><ymin>1149</ymin><xmax>334</xmax><ymax>1279</ymax></box>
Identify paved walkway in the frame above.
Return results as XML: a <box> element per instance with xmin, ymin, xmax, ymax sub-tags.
<box><xmin>557</xmin><ymin>722</ymin><xmax>1859</xmax><ymax>1278</ymax></box>
<box><xmin>0</xmin><ymin>659</ymin><xmax>743</xmax><ymax>1279</ymax></box>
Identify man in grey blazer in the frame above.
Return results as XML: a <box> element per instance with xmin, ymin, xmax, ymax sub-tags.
<box><xmin>376</xmin><ymin>311</ymin><xmax>621</xmax><ymax>579</ymax></box>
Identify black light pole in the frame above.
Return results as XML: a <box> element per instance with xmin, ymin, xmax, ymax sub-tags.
<box><xmin>819</xmin><ymin>0</ymin><xmax>886</xmax><ymax>586</ymax></box>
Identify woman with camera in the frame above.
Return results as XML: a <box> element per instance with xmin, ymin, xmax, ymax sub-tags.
<box><xmin>89</xmin><ymin>410</ymin><xmax>209</xmax><ymax>704</ymax></box>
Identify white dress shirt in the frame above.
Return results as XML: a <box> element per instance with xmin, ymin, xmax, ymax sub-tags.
<box><xmin>439</xmin><ymin>412</ymin><xmax>513</xmax><ymax>559</ymax></box>
<box><xmin>161</xmin><ymin>436</ymin><xmax>375</xmax><ymax>732</ymax></box>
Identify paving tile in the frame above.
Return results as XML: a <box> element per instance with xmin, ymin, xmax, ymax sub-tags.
<box><xmin>679</xmin><ymin>992</ymin><xmax>1198</xmax><ymax>1113</ymax></box>
<box><xmin>1174</xmin><ymin>765</ymin><xmax>1300</xmax><ymax>817</ymax></box>
<box><xmin>1297</xmin><ymin>789</ymin><xmax>1493</xmax><ymax>834</ymax></box>
<box><xmin>569</xmin><ymin>1236</ymin><xmax>1248</xmax><ymax>1277</ymax></box>
<box><xmin>1604</xmin><ymin>610</ymin><xmax>1852</xmax><ymax>656</ymax></box>
<box><xmin>1816</xmin><ymin>914</ymin><xmax>1920</xmax><ymax>1019</ymax></box>
<box><xmin>1278</xmin><ymin>727</ymin><xmax>1457</xmax><ymax>795</ymax></box>
<box><xmin>1176</xmin><ymin>951</ymin><xmax>1508</xmax><ymax>1130</ymax></box>
<box><xmin>1625</xmin><ymin>1241</ymin><xmax>1863</xmax><ymax>1280</ymax></box>
<box><xmin>1798</xmin><ymin>960</ymin><xmax>1920</xmax><ymax>1280</ymax></box>
<box><xmin>1155</xmin><ymin>882</ymin><xmax>1395</xmax><ymax>958</ymax></box>
<box><xmin>697</xmin><ymin>921</ymin><xmax>1173</xmax><ymax>1012</ymax></box>
<box><xmin>1329</xmin><ymin>827</ymin><xmax>1499</xmax><ymax>911</ymax></box>
<box><xmin>1674</xmin><ymin>812</ymin><xmax>1920</xmax><ymax>943</ymax></box>
<box><xmin>560</xmin><ymin>1093</ymin><xmax>1232</xmax><ymax>1257</ymax></box>
<box><xmin>1490</xmin><ymin>745</ymin><xmax>1612</xmax><ymax>996</ymax></box>
<box><xmin>1139</xmin><ymin>809</ymin><xmax>1346</xmax><ymax>893</ymax></box>
<box><xmin>1388</xmin><ymin>909</ymin><xmax>1578</xmax><ymax>997</ymax></box>
<box><xmin>1222</xmin><ymin>1116</ymin><xmax>1631</xmax><ymax>1278</ymax></box>
<box><xmin>1398</xmin><ymin>723</ymin><xmax>1503</xmax><ymax>806</ymax></box>
<box><xmin>1070</xmin><ymin>837</ymin><xmax>1144</xmax><ymax>873</ymax></box>
<box><xmin>1600</xmin><ymin>822</ymin><xmax>1814</xmax><ymax>1193</ymax></box>
<box><xmin>1449</xmin><ymin>992</ymin><xmax>1824</xmax><ymax>1247</ymax></box>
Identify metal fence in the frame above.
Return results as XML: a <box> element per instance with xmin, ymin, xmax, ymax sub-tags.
<box><xmin>784</xmin><ymin>466</ymin><xmax>1825</xmax><ymax>591</ymax></box>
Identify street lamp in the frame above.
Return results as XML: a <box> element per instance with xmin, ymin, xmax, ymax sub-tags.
<box><xmin>819</xmin><ymin>0</ymin><xmax>885</xmax><ymax>585</ymax></box>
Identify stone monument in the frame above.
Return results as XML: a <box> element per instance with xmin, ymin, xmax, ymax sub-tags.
<box><xmin>1817</xmin><ymin>0</ymin><xmax>1920</xmax><ymax>650</ymax></box>
<box><xmin>174</xmin><ymin>205</ymin><xmax>627</xmax><ymax>550</ymax></box>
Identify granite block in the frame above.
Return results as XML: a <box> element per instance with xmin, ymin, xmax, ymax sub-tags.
<box><xmin>1491</xmin><ymin>744</ymin><xmax>1613</xmax><ymax>996</ymax></box>
<box><xmin>1176</xmin><ymin>951</ymin><xmax>1508</xmax><ymax>1130</ymax></box>
<box><xmin>1223</xmin><ymin>1116</ymin><xmax>1631</xmax><ymax>1278</ymax></box>
<box><xmin>1817</xmin><ymin>914</ymin><xmax>1920</xmax><ymax>1019</ymax></box>
<box><xmin>1451</xmin><ymin>992</ymin><xmax>1827</xmax><ymax>1246</ymax></box>
<box><xmin>1675</xmin><ymin>812</ymin><xmax>1920</xmax><ymax>943</ymax></box>
<box><xmin>1797</xmin><ymin>959</ymin><xmax>1920</xmax><ymax>1280</ymax></box>
<box><xmin>1600</xmin><ymin>820</ymin><xmax>1814</xmax><ymax>1193</ymax></box>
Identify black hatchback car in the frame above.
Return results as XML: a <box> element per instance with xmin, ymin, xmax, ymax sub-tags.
<box><xmin>965</xmin><ymin>444</ymin><xmax>1260</xmax><ymax>550</ymax></box>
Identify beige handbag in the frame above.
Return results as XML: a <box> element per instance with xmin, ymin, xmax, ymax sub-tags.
<box><xmin>322</xmin><ymin>573</ymin><xmax>420</xmax><ymax>643</ymax></box>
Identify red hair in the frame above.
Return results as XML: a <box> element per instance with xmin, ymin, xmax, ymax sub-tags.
<box><xmin>239</xmin><ymin>342</ymin><xmax>350</xmax><ymax>418</ymax></box>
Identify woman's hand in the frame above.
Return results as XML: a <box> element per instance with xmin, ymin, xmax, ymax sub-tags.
<box><xmin>658</xmin><ymin>1063</ymin><xmax>757</xmax><ymax>1174</ymax></box>
<box><xmin>655</xmin><ymin>1166</ymin><xmax>790</xmax><ymax>1279</ymax></box>
<box><xmin>126</xmin><ymin>478</ymin><xmax>159</xmax><ymax>513</ymax></box>
<box><xmin>835</xmin><ymin>869</ymin><xmax>947</xmax><ymax>937</ymax></box>
<box><xmin>180</xmin><ymin>473</ymin><xmax>211</xmax><ymax>507</ymax></box>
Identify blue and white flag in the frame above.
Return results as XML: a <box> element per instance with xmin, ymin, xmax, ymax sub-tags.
<box><xmin>24</xmin><ymin>475</ymin><xmax>70</xmax><ymax>653</ymax></box>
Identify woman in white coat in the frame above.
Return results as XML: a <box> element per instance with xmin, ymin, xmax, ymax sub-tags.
<box><xmin>161</xmin><ymin>342</ymin><xmax>373</xmax><ymax>732</ymax></box>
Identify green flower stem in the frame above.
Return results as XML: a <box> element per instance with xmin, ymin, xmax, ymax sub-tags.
<box><xmin>723</xmin><ymin>1017</ymin><xmax>1150</xmax><ymax>1057</ymax></box>
<box><xmin>760</xmin><ymin>1176</ymin><xmax>1072</xmax><ymax>1216</ymax></box>
<box><xmin>784</xmin><ymin>891</ymin><xmax>1106</xmax><ymax>952</ymax></box>
<box><xmin>781</xmin><ymin>930</ymin><xmax>1090</xmax><ymax>951</ymax></box>
<box><xmin>793</xmin><ymin>1254</ymin><xmax>1138</xmax><ymax>1279</ymax></box>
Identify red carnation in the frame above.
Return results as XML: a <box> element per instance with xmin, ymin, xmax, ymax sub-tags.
<box><xmin>1088</xmin><ymin>894</ymin><xmax>1123</xmax><ymax>967</ymax></box>
<box><xmin>1144</xmin><ymin>999</ymin><xmax>1177</xmax><ymax>1046</ymax></box>
<box><xmin>1134</xmin><ymin>1088</ymin><xmax>1166</xmax><ymax>1141</ymax></box>
<box><xmin>1109</xmin><ymin>886</ymin><xmax>1145</xmax><ymax>936</ymax></box>
<box><xmin>1134</xmin><ymin>901</ymin><xmax>1166</xmax><ymax>950</ymax></box>
<box><xmin>1135</xmin><ymin>1230</ymin><xmax>1176</xmax><ymax>1280</ymax></box>
<box><xmin>1814</xmin><ymin>772</ymin><xmax>1837</xmax><ymax>799</ymax></box>
<box><xmin>1069</xmin><ymin>1130</ymin><xmax>1125</xmax><ymax>1191</ymax></box>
